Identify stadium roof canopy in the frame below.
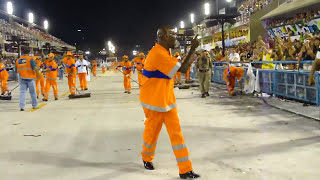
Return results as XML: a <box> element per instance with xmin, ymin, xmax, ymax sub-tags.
<box><xmin>261</xmin><ymin>0</ymin><xmax>320</xmax><ymax>20</ymax></box>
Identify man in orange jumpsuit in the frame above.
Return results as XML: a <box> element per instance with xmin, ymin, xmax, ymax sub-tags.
<box><xmin>0</xmin><ymin>58</ymin><xmax>9</xmax><ymax>95</ymax></box>
<box><xmin>64</xmin><ymin>51</ymin><xmax>77</xmax><ymax>96</ymax></box>
<box><xmin>34</xmin><ymin>57</ymin><xmax>45</xmax><ymax>98</ymax></box>
<box><xmin>118</xmin><ymin>55</ymin><xmax>132</xmax><ymax>94</ymax></box>
<box><xmin>223</xmin><ymin>66</ymin><xmax>245</xmax><ymax>96</ymax></box>
<box><xmin>43</xmin><ymin>53</ymin><xmax>58</xmax><ymax>101</ymax></box>
<box><xmin>92</xmin><ymin>60</ymin><xmax>97</xmax><ymax>77</ymax></box>
<box><xmin>140</xmin><ymin>26</ymin><xmax>200</xmax><ymax>179</ymax></box>
<box><xmin>173</xmin><ymin>52</ymin><xmax>182</xmax><ymax>85</ymax></box>
<box><xmin>102</xmin><ymin>62</ymin><xmax>106</xmax><ymax>73</ymax></box>
<box><xmin>132</xmin><ymin>53</ymin><xmax>145</xmax><ymax>86</ymax></box>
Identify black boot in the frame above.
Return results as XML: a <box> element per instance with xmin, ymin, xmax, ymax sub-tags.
<box><xmin>205</xmin><ymin>92</ymin><xmax>210</xmax><ymax>96</ymax></box>
<box><xmin>84</xmin><ymin>88</ymin><xmax>88</xmax><ymax>91</ymax></box>
<box><xmin>143</xmin><ymin>161</ymin><xmax>155</xmax><ymax>170</ymax></box>
<box><xmin>201</xmin><ymin>94</ymin><xmax>206</xmax><ymax>98</ymax></box>
<box><xmin>179</xmin><ymin>171</ymin><xmax>200</xmax><ymax>179</ymax></box>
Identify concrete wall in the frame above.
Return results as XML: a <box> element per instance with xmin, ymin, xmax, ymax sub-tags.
<box><xmin>249</xmin><ymin>0</ymin><xmax>287</xmax><ymax>42</ymax></box>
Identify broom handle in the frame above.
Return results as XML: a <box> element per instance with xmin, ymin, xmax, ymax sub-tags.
<box><xmin>116</xmin><ymin>68</ymin><xmax>141</xmax><ymax>86</ymax></box>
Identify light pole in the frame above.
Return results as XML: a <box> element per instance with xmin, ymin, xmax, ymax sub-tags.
<box><xmin>28</xmin><ymin>12</ymin><xmax>34</xmax><ymax>27</ymax></box>
<box><xmin>190</xmin><ymin>13</ymin><xmax>194</xmax><ymax>24</ymax></box>
<box><xmin>180</xmin><ymin>21</ymin><xmax>184</xmax><ymax>29</ymax></box>
<box><xmin>7</xmin><ymin>2</ymin><xmax>13</xmax><ymax>23</ymax></box>
<box><xmin>204</xmin><ymin>2</ymin><xmax>210</xmax><ymax>16</ymax></box>
<box><xmin>44</xmin><ymin>20</ymin><xmax>49</xmax><ymax>33</ymax></box>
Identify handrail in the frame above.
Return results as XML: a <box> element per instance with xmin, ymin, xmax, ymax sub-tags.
<box><xmin>213</xmin><ymin>60</ymin><xmax>314</xmax><ymax>65</ymax></box>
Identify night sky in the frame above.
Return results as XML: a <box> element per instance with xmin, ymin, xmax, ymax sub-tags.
<box><xmin>6</xmin><ymin>0</ymin><xmax>240</xmax><ymax>57</ymax></box>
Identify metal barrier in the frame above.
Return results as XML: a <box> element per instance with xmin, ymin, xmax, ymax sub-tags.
<box><xmin>212</xmin><ymin>61</ymin><xmax>320</xmax><ymax>105</ymax></box>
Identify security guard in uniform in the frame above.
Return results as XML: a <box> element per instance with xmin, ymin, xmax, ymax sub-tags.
<box><xmin>196</xmin><ymin>50</ymin><xmax>213</xmax><ymax>98</ymax></box>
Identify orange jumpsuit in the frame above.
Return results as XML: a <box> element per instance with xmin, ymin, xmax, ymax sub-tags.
<box><xmin>44</xmin><ymin>60</ymin><xmax>58</xmax><ymax>100</ymax></box>
<box><xmin>0</xmin><ymin>62</ymin><xmax>9</xmax><ymax>94</ymax></box>
<box><xmin>121</xmin><ymin>61</ymin><xmax>132</xmax><ymax>92</ymax></box>
<box><xmin>140</xmin><ymin>43</ymin><xmax>193</xmax><ymax>174</ymax></box>
<box><xmin>173</xmin><ymin>72</ymin><xmax>181</xmax><ymax>85</ymax></box>
<box><xmin>65</xmin><ymin>58</ymin><xmax>77</xmax><ymax>95</ymax></box>
<box><xmin>184</xmin><ymin>67</ymin><xmax>191</xmax><ymax>82</ymax></box>
<box><xmin>102</xmin><ymin>64</ymin><xmax>106</xmax><ymax>73</ymax></box>
<box><xmin>223</xmin><ymin>67</ymin><xmax>245</xmax><ymax>95</ymax></box>
<box><xmin>133</xmin><ymin>57</ymin><xmax>145</xmax><ymax>86</ymax></box>
<box><xmin>35</xmin><ymin>60</ymin><xmax>45</xmax><ymax>97</ymax></box>
<box><xmin>92</xmin><ymin>60</ymin><xmax>97</xmax><ymax>77</ymax></box>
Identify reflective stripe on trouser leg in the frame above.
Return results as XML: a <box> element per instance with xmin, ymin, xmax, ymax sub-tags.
<box><xmin>164</xmin><ymin>108</ymin><xmax>193</xmax><ymax>174</ymax></box>
<box><xmin>141</xmin><ymin>107</ymin><xmax>164</xmax><ymax>162</ymax></box>
<box><xmin>123</xmin><ymin>75</ymin><xmax>127</xmax><ymax>91</ymax></box>
<box><xmin>52</xmin><ymin>80</ymin><xmax>58</xmax><ymax>98</ymax></box>
<box><xmin>127</xmin><ymin>75</ymin><xmax>131</xmax><ymax>92</ymax></box>
<box><xmin>44</xmin><ymin>79</ymin><xmax>51</xmax><ymax>99</ymax></box>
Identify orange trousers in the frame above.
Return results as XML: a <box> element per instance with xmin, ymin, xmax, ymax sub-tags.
<box><xmin>44</xmin><ymin>78</ymin><xmax>58</xmax><ymax>100</ymax></box>
<box><xmin>141</xmin><ymin>107</ymin><xmax>193</xmax><ymax>174</ymax></box>
<box><xmin>185</xmin><ymin>70</ymin><xmax>190</xmax><ymax>82</ymax></box>
<box><xmin>124</xmin><ymin>74</ymin><xmax>131</xmax><ymax>92</ymax></box>
<box><xmin>0</xmin><ymin>75</ymin><xmax>8</xmax><ymax>94</ymax></box>
<box><xmin>102</xmin><ymin>67</ymin><xmax>106</xmax><ymax>73</ymax></box>
<box><xmin>78</xmin><ymin>73</ymin><xmax>87</xmax><ymax>90</ymax></box>
<box><xmin>68</xmin><ymin>75</ymin><xmax>77</xmax><ymax>95</ymax></box>
<box><xmin>173</xmin><ymin>72</ymin><xmax>181</xmax><ymax>84</ymax></box>
<box><xmin>138</xmin><ymin>71</ymin><xmax>143</xmax><ymax>86</ymax></box>
<box><xmin>92</xmin><ymin>67</ymin><xmax>97</xmax><ymax>77</ymax></box>
<box><xmin>226</xmin><ymin>78</ymin><xmax>236</xmax><ymax>95</ymax></box>
<box><xmin>36</xmin><ymin>75</ymin><xmax>45</xmax><ymax>97</ymax></box>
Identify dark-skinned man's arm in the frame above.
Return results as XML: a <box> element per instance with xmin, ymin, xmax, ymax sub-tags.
<box><xmin>178</xmin><ymin>37</ymin><xmax>199</xmax><ymax>73</ymax></box>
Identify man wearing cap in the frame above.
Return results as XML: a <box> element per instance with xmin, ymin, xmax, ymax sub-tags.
<box><xmin>16</xmin><ymin>49</ymin><xmax>41</xmax><ymax>111</ymax></box>
<box><xmin>117</xmin><ymin>55</ymin><xmax>132</xmax><ymax>93</ymax></box>
<box><xmin>76</xmin><ymin>55</ymin><xmax>90</xmax><ymax>90</ymax></box>
<box><xmin>64</xmin><ymin>51</ymin><xmax>77</xmax><ymax>96</ymax></box>
<box><xmin>196</xmin><ymin>50</ymin><xmax>213</xmax><ymax>98</ymax></box>
<box><xmin>43</xmin><ymin>53</ymin><xmax>58</xmax><ymax>101</ymax></box>
<box><xmin>132</xmin><ymin>53</ymin><xmax>145</xmax><ymax>86</ymax></box>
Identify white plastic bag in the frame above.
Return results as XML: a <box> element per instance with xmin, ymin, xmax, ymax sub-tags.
<box><xmin>255</xmin><ymin>69</ymin><xmax>261</xmax><ymax>92</ymax></box>
<box><xmin>86</xmin><ymin>69</ymin><xmax>91</xmax><ymax>81</ymax></box>
<box><xmin>244</xmin><ymin>64</ymin><xmax>255</xmax><ymax>94</ymax></box>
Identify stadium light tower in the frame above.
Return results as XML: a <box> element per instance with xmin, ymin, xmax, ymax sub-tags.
<box><xmin>204</xmin><ymin>3</ymin><xmax>210</xmax><ymax>15</ymax></box>
<box><xmin>180</xmin><ymin>21</ymin><xmax>184</xmax><ymax>29</ymax></box>
<box><xmin>44</xmin><ymin>20</ymin><xmax>49</xmax><ymax>31</ymax></box>
<box><xmin>174</xmin><ymin>27</ymin><xmax>178</xmax><ymax>33</ymax></box>
<box><xmin>28</xmin><ymin>12</ymin><xmax>34</xmax><ymax>24</ymax></box>
<box><xmin>190</xmin><ymin>13</ymin><xmax>195</xmax><ymax>24</ymax></box>
<box><xmin>7</xmin><ymin>2</ymin><xmax>13</xmax><ymax>15</ymax></box>
<box><xmin>226</xmin><ymin>0</ymin><xmax>232</xmax><ymax>2</ymax></box>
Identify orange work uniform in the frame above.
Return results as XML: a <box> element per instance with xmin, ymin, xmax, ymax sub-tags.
<box><xmin>173</xmin><ymin>72</ymin><xmax>181</xmax><ymax>85</ymax></box>
<box><xmin>133</xmin><ymin>57</ymin><xmax>145</xmax><ymax>86</ymax></box>
<box><xmin>184</xmin><ymin>67</ymin><xmax>191</xmax><ymax>82</ymax></box>
<box><xmin>92</xmin><ymin>60</ymin><xmax>97</xmax><ymax>77</ymax></box>
<box><xmin>0</xmin><ymin>62</ymin><xmax>9</xmax><ymax>94</ymax></box>
<box><xmin>65</xmin><ymin>58</ymin><xmax>77</xmax><ymax>95</ymax></box>
<box><xmin>44</xmin><ymin>60</ymin><xmax>58</xmax><ymax>100</ymax></box>
<box><xmin>223</xmin><ymin>67</ymin><xmax>245</xmax><ymax>95</ymax></box>
<box><xmin>102</xmin><ymin>64</ymin><xmax>106</xmax><ymax>73</ymax></box>
<box><xmin>140</xmin><ymin>43</ymin><xmax>193</xmax><ymax>174</ymax></box>
<box><xmin>35</xmin><ymin>59</ymin><xmax>45</xmax><ymax>97</ymax></box>
<box><xmin>121</xmin><ymin>61</ymin><xmax>132</xmax><ymax>92</ymax></box>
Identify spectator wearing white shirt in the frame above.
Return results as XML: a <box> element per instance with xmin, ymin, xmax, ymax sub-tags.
<box><xmin>229</xmin><ymin>48</ymin><xmax>241</xmax><ymax>67</ymax></box>
<box><xmin>75</xmin><ymin>55</ymin><xmax>90</xmax><ymax>90</ymax></box>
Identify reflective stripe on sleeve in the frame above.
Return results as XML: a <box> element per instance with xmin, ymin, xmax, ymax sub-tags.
<box><xmin>168</xmin><ymin>62</ymin><xmax>181</xmax><ymax>78</ymax></box>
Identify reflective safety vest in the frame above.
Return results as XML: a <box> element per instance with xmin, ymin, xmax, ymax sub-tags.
<box><xmin>0</xmin><ymin>62</ymin><xmax>9</xmax><ymax>79</ymax></box>
<box><xmin>46</xmin><ymin>60</ymin><xmax>58</xmax><ymax>80</ymax></box>
<box><xmin>121</xmin><ymin>61</ymin><xmax>132</xmax><ymax>75</ymax></box>
<box><xmin>16</xmin><ymin>55</ymin><xmax>36</xmax><ymax>79</ymax></box>
<box><xmin>139</xmin><ymin>43</ymin><xmax>181</xmax><ymax>112</ymax></box>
